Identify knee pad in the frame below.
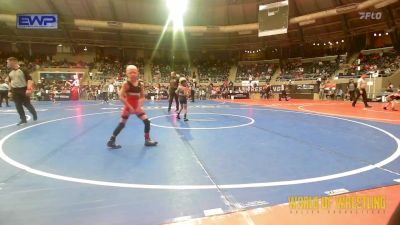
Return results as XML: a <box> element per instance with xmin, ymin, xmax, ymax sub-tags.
<box><xmin>143</xmin><ymin>119</ymin><xmax>150</xmax><ymax>133</ymax></box>
<box><xmin>113</xmin><ymin>122</ymin><xmax>126</xmax><ymax>136</ymax></box>
<box><xmin>136</xmin><ymin>113</ymin><xmax>146</xmax><ymax>118</ymax></box>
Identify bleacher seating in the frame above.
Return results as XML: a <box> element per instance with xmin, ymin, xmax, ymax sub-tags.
<box><xmin>236</xmin><ymin>61</ymin><xmax>277</xmax><ymax>82</ymax></box>
<box><xmin>342</xmin><ymin>51</ymin><xmax>400</xmax><ymax>78</ymax></box>
<box><xmin>277</xmin><ymin>58</ymin><xmax>338</xmax><ymax>81</ymax></box>
<box><xmin>197</xmin><ymin>60</ymin><xmax>230</xmax><ymax>83</ymax></box>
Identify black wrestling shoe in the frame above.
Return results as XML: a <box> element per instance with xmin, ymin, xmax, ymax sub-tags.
<box><xmin>184</xmin><ymin>118</ymin><xmax>189</xmax><ymax>121</ymax></box>
<box><xmin>17</xmin><ymin>120</ymin><xmax>27</xmax><ymax>126</ymax></box>
<box><xmin>107</xmin><ymin>140</ymin><xmax>121</xmax><ymax>149</ymax></box>
<box><xmin>145</xmin><ymin>139</ymin><xmax>158</xmax><ymax>146</ymax></box>
<box><xmin>176</xmin><ymin>115</ymin><xmax>181</xmax><ymax>120</ymax></box>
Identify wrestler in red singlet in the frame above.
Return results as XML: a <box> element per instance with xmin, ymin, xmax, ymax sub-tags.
<box><xmin>107</xmin><ymin>65</ymin><xmax>158</xmax><ymax>149</ymax></box>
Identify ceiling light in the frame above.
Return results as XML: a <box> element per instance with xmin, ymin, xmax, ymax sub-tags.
<box><xmin>167</xmin><ymin>0</ymin><xmax>188</xmax><ymax>32</ymax></box>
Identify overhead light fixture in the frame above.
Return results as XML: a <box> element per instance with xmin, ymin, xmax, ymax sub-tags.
<box><xmin>84</xmin><ymin>46</ymin><xmax>87</xmax><ymax>51</ymax></box>
<box><xmin>378</xmin><ymin>33</ymin><xmax>382</xmax><ymax>36</ymax></box>
<box><xmin>313</xmin><ymin>43</ymin><xmax>315</xmax><ymax>46</ymax></box>
<box><xmin>58</xmin><ymin>44</ymin><xmax>62</xmax><ymax>47</ymax></box>
<box><xmin>167</xmin><ymin>0</ymin><xmax>188</xmax><ymax>32</ymax></box>
<box><xmin>336</xmin><ymin>41</ymin><xmax>339</xmax><ymax>44</ymax></box>
<box><xmin>335</xmin><ymin>3</ymin><xmax>358</xmax><ymax>13</ymax></box>
<box><xmin>238</xmin><ymin>30</ymin><xmax>252</xmax><ymax>35</ymax></box>
<box><xmin>299</xmin><ymin>20</ymin><xmax>316</xmax><ymax>26</ymax></box>
<box><xmin>77</xmin><ymin>26</ymin><xmax>94</xmax><ymax>31</ymax></box>
<box><xmin>386</xmin><ymin>32</ymin><xmax>389</xmax><ymax>35</ymax></box>
<box><xmin>341</xmin><ymin>40</ymin><xmax>344</xmax><ymax>42</ymax></box>
<box><xmin>374</xmin><ymin>33</ymin><xmax>377</xmax><ymax>36</ymax></box>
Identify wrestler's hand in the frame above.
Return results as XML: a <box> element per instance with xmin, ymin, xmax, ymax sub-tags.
<box><xmin>128</xmin><ymin>105</ymin><xmax>135</xmax><ymax>113</ymax></box>
<box><xmin>26</xmin><ymin>89</ymin><xmax>32</xmax><ymax>97</ymax></box>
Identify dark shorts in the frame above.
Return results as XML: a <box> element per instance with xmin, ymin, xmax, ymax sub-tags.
<box><xmin>0</xmin><ymin>90</ymin><xmax>7</xmax><ymax>97</ymax></box>
<box><xmin>179</xmin><ymin>97</ymin><xmax>187</xmax><ymax>104</ymax></box>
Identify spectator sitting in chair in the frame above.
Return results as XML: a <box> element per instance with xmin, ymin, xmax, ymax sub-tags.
<box><xmin>383</xmin><ymin>89</ymin><xmax>400</xmax><ymax>111</ymax></box>
<box><xmin>335</xmin><ymin>88</ymin><xmax>343</xmax><ymax>100</ymax></box>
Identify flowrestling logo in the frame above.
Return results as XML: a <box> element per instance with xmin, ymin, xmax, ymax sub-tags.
<box><xmin>17</xmin><ymin>14</ymin><xmax>58</xmax><ymax>29</ymax></box>
<box><xmin>359</xmin><ymin>12</ymin><xmax>382</xmax><ymax>20</ymax></box>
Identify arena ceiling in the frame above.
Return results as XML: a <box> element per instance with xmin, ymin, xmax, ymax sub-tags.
<box><xmin>0</xmin><ymin>0</ymin><xmax>399</xmax><ymax>51</ymax></box>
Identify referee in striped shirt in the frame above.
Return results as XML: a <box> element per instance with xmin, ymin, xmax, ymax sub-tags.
<box><xmin>352</xmin><ymin>74</ymin><xmax>372</xmax><ymax>108</ymax></box>
<box><xmin>6</xmin><ymin>57</ymin><xmax>37</xmax><ymax>125</ymax></box>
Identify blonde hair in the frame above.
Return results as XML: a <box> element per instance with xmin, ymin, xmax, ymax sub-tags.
<box><xmin>126</xmin><ymin>65</ymin><xmax>138</xmax><ymax>71</ymax></box>
<box><xmin>7</xmin><ymin>57</ymin><xmax>18</xmax><ymax>62</ymax></box>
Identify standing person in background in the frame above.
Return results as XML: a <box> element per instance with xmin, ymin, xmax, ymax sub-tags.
<box><xmin>347</xmin><ymin>79</ymin><xmax>356</xmax><ymax>101</ymax></box>
<box><xmin>264</xmin><ymin>83</ymin><xmax>271</xmax><ymax>99</ymax></box>
<box><xmin>101</xmin><ymin>79</ymin><xmax>109</xmax><ymax>103</ymax></box>
<box><xmin>0</xmin><ymin>78</ymin><xmax>10</xmax><ymax>107</ymax></box>
<box><xmin>190</xmin><ymin>78</ymin><xmax>196</xmax><ymax>102</ymax></box>
<box><xmin>50</xmin><ymin>86</ymin><xmax>57</xmax><ymax>103</ymax></box>
<box><xmin>207</xmin><ymin>83</ymin><xmax>213</xmax><ymax>99</ymax></box>
<box><xmin>279</xmin><ymin>83</ymin><xmax>288</xmax><ymax>101</ymax></box>
<box><xmin>108</xmin><ymin>81</ymin><xmax>115</xmax><ymax>101</ymax></box>
<box><xmin>316</xmin><ymin>77</ymin><xmax>321</xmax><ymax>93</ymax></box>
<box><xmin>155</xmin><ymin>83</ymin><xmax>161</xmax><ymax>101</ymax></box>
<box><xmin>352</xmin><ymin>74</ymin><xmax>372</xmax><ymax>108</ymax></box>
<box><xmin>69</xmin><ymin>74</ymin><xmax>80</xmax><ymax>100</ymax></box>
<box><xmin>319</xmin><ymin>81</ymin><xmax>325</xmax><ymax>100</ymax></box>
<box><xmin>6</xmin><ymin>57</ymin><xmax>37</xmax><ymax>125</ymax></box>
<box><xmin>266</xmin><ymin>83</ymin><xmax>271</xmax><ymax>99</ymax></box>
<box><xmin>167</xmin><ymin>71</ymin><xmax>179</xmax><ymax>112</ymax></box>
